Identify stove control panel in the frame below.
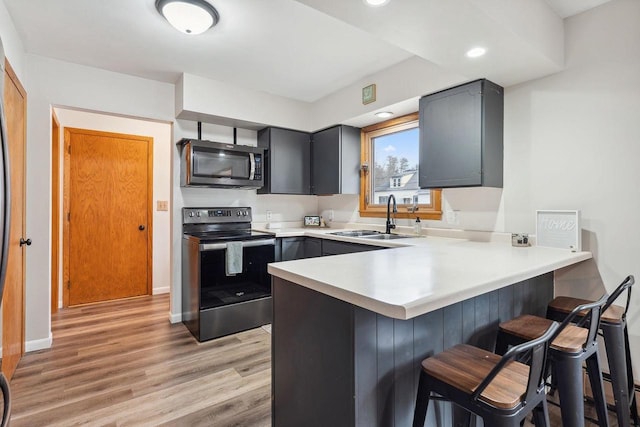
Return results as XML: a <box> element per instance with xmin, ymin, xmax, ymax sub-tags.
<box><xmin>183</xmin><ymin>207</ymin><xmax>252</xmax><ymax>224</ymax></box>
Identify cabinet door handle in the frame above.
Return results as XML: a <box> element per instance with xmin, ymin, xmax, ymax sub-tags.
<box><xmin>20</xmin><ymin>238</ymin><xmax>32</xmax><ymax>247</ymax></box>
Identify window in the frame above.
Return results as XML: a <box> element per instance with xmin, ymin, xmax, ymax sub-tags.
<box><xmin>359</xmin><ymin>113</ymin><xmax>442</xmax><ymax>220</ymax></box>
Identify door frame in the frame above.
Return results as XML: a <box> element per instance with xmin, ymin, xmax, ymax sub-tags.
<box><xmin>51</xmin><ymin>110</ymin><xmax>60</xmax><ymax>314</ymax></box>
<box><xmin>62</xmin><ymin>127</ymin><xmax>153</xmax><ymax>307</ymax></box>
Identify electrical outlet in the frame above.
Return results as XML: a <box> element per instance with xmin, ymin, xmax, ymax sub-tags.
<box><xmin>156</xmin><ymin>200</ymin><xmax>169</xmax><ymax>211</ymax></box>
<box><xmin>266</xmin><ymin>210</ymin><xmax>273</xmax><ymax>221</ymax></box>
<box><xmin>446</xmin><ymin>210</ymin><xmax>459</xmax><ymax>225</ymax></box>
<box><xmin>328</xmin><ymin>210</ymin><xmax>334</xmax><ymax>221</ymax></box>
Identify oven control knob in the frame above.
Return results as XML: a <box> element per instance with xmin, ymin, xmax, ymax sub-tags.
<box><xmin>196</xmin><ymin>212</ymin><xmax>201</xmax><ymax>217</ymax></box>
<box><xmin>189</xmin><ymin>212</ymin><xmax>194</xmax><ymax>217</ymax></box>
<box><xmin>242</xmin><ymin>211</ymin><xmax>248</xmax><ymax>216</ymax></box>
<box><xmin>237</xmin><ymin>211</ymin><xmax>241</xmax><ymax>216</ymax></box>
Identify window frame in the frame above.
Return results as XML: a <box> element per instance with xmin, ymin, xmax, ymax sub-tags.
<box><xmin>359</xmin><ymin>112</ymin><xmax>442</xmax><ymax>220</ymax></box>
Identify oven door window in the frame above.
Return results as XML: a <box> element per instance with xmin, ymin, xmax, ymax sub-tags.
<box><xmin>193</xmin><ymin>148</ymin><xmax>251</xmax><ymax>179</ymax></box>
<box><xmin>199</xmin><ymin>243</ymin><xmax>274</xmax><ymax>309</ymax></box>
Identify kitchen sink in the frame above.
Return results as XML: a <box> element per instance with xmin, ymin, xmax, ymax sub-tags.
<box><xmin>329</xmin><ymin>230</ymin><xmax>383</xmax><ymax>237</ymax></box>
<box><xmin>361</xmin><ymin>233</ymin><xmax>412</xmax><ymax>240</ymax></box>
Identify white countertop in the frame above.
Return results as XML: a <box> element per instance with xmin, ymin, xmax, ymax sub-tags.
<box><xmin>266</xmin><ymin>230</ymin><xmax>592</xmax><ymax>320</ymax></box>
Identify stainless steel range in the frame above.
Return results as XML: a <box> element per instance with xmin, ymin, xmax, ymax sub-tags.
<box><xmin>181</xmin><ymin>207</ymin><xmax>275</xmax><ymax>341</ymax></box>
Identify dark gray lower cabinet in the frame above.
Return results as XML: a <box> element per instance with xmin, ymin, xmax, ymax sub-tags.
<box><xmin>272</xmin><ymin>273</ymin><xmax>554</xmax><ymax>427</ymax></box>
<box><xmin>278</xmin><ymin>237</ymin><xmax>382</xmax><ymax>261</ymax></box>
<box><xmin>304</xmin><ymin>237</ymin><xmax>322</xmax><ymax>258</ymax></box>
<box><xmin>321</xmin><ymin>239</ymin><xmax>384</xmax><ymax>256</ymax></box>
<box><xmin>279</xmin><ymin>237</ymin><xmax>323</xmax><ymax>261</ymax></box>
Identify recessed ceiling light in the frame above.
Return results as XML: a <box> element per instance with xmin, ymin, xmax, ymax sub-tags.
<box><xmin>156</xmin><ymin>0</ymin><xmax>219</xmax><ymax>35</ymax></box>
<box><xmin>466</xmin><ymin>47</ymin><xmax>487</xmax><ymax>58</ymax></box>
<box><xmin>375</xmin><ymin>111</ymin><xmax>394</xmax><ymax>118</ymax></box>
<box><xmin>364</xmin><ymin>0</ymin><xmax>390</xmax><ymax>7</ymax></box>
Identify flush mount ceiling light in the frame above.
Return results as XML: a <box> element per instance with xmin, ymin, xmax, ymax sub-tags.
<box><xmin>364</xmin><ymin>0</ymin><xmax>390</xmax><ymax>7</ymax></box>
<box><xmin>466</xmin><ymin>47</ymin><xmax>487</xmax><ymax>58</ymax></box>
<box><xmin>375</xmin><ymin>111</ymin><xmax>394</xmax><ymax>118</ymax></box>
<box><xmin>156</xmin><ymin>0</ymin><xmax>219</xmax><ymax>35</ymax></box>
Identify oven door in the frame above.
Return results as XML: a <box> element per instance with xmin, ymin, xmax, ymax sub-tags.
<box><xmin>199</xmin><ymin>238</ymin><xmax>275</xmax><ymax>310</ymax></box>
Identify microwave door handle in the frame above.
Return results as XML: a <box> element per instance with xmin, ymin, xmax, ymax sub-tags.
<box><xmin>249</xmin><ymin>153</ymin><xmax>255</xmax><ymax>180</ymax></box>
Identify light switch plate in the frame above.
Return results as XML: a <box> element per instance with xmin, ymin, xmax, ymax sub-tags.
<box><xmin>157</xmin><ymin>200</ymin><xmax>169</xmax><ymax>211</ymax></box>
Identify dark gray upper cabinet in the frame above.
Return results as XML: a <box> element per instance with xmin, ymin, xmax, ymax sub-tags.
<box><xmin>311</xmin><ymin>125</ymin><xmax>361</xmax><ymax>195</ymax></box>
<box><xmin>419</xmin><ymin>79</ymin><xmax>503</xmax><ymax>189</ymax></box>
<box><xmin>257</xmin><ymin>127</ymin><xmax>311</xmax><ymax>194</ymax></box>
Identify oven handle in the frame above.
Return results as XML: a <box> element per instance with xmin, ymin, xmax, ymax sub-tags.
<box><xmin>200</xmin><ymin>238</ymin><xmax>276</xmax><ymax>251</ymax></box>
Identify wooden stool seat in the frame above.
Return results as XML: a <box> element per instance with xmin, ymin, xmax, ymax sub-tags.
<box><xmin>413</xmin><ymin>324</ymin><xmax>559</xmax><ymax>427</ymax></box>
<box><xmin>496</xmin><ymin>295</ymin><xmax>611</xmax><ymax>427</ymax></box>
<box><xmin>499</xmin><ymin>314</ymin><xmax>588</xmax><ymax>353</ymax></box>
<box><xmin>549</xmin><ymin>296</ymin><xmax>625</xmax><ymax>324</ymax></box>
<box><xmin>546</xmin><ymin>275</ymin><xmax>638</xmax><ymax>427</ymax></box>
<box><xmin>422</xmin><ymin>344</ymin><xmax>529</xmax><ymax>409</ymax></box>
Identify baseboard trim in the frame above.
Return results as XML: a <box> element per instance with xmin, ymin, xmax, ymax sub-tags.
<box><xmin>153</xmin><ymin>286</ymin><xmax>170</xmax><ymax>295</ymax></box>
<box><xmin>169</xmin><ymin>312</ymin><xmax>182</xmax><ymax>324</ymax></box>
<box><xmin>25</xmin><ymin>333</ymin><xmax>53</xmax><ymax>353</ymax></box>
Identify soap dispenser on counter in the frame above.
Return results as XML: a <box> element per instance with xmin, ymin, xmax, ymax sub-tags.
<box><xmin>413</xmin><ymin>217</ymin><xmax>421</xmax><ymax>235</ymax></box>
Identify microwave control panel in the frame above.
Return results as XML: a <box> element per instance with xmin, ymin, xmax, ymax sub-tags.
<box><xmin>253</xmin><ymin>155</ymin><xmax>262</xmax><ymax>180</ymax></box>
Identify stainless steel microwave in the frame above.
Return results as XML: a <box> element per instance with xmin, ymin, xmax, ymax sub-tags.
<box><xmin>178</xmin><ymin>139</ymin><xmax>264</xmax><ymax>188</ymax></box>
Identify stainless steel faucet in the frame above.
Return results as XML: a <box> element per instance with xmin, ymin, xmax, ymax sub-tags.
<box><xmin>385</xmin><ymin>194</ymin><xmax>397</xmax><ymax>234</ymax></box>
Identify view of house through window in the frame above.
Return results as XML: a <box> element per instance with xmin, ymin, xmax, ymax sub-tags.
<box><xmin>372</xmin><ymin>126</ymin><xmax>430</xmax><ymax>207</ymax></box>
<box><xmin>359</xmin><ymin>113</ymin><xmax>442</xmax><ymax>220</ymax></box>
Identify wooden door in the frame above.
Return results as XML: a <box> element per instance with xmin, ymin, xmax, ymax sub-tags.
<box><xmin>65</xmin><ymin>128</ymin><xmax>152</xmax><ymax>306</ymax></box>
<box><xmin>2</xmin><ymin>60</ymin><xmax>26</xmax><ymax>380</ymax></box>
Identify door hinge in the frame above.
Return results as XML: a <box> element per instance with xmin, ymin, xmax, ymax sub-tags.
<box><xmin>67</xmin><ymin>212</ymin><xmax>70</xmax><ymax>221</ymax></box>
<box><xmin>68</xmin><ymin>145</ymin><xmax>71</xmax><ymax>155</ymax></box>
<box><xmin>67</xmin><ymin>281</ymin><xmax>70</xmax><ymax>290</ymax></box>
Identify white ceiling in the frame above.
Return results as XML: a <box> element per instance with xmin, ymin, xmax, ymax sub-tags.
<box><xmin>3</xmin><ymin>0</ymin><xmax>613</xmax><ymax>104</ymax></box>
<box><xmin>544</xmin><ymin>0</ymin><xmax>613</xmax><ymax>18</ymax></box>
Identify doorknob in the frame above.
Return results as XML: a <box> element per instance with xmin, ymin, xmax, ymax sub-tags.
<box><xmin>138</xmin><ymin>225</ymin><xmax>145</xmax><ymax>231</ymax></box>
<box><xmin>19</xmin><ymin>237</ymin><xmax>32</xmax><ymax>247</ymax></box>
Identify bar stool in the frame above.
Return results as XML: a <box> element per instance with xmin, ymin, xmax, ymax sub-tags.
<box><xmin>496</xmin><ymin>295</ymin><xmax>610</xmax><ymax>427</ymax></box>
<box><xmin>412</xmin><ymin>322</ymin><xmax>558</xmax><ymax>427</ymax></box>
<box><xmin>547</xmin><ymin>275</ymin><xmax>638</xmax><ymax>427</ymax></box>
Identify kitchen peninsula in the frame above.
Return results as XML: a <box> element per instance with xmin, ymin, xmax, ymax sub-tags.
<box><xmin>267</xmin><ymin>234</ymin><xmax>591</xmax><ymax>426</ymax></box>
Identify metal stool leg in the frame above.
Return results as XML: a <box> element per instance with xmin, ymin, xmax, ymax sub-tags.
<box><xmin>413</xmin><ymin>370</ymin><xmax>432</xmax><ymax>427</ymax></box>
<box><xmin>531</xmin><ymin>398</ymin><xmax>551</xmax><ymax>427</ymax></box>
<box><xmin>623</xmin><ymin>325</ymin><xmax>639</xmax><ymax>427</ymax></box>
<box><xmin>586</xmin><ymin>351</ymin><xmax>610</xmax><ymax>427</ymax></box>
<box><xmin>554</xmin><ymin>354</ymin><xmax>586</xmax><ymax>427</ymax></box>
<box><xmin>602</xmin><ymin>322</ymin><xmax>631</xmax><ymax>427</ymax></box>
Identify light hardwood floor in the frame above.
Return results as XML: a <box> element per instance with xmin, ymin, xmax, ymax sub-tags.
<box><xmin>9</xmin><ymin>294</ymin><xmax>271</xmax><ymax>426</ymax></box>
<box><xmin>7</xmin><ymin>294</ymin><xmax>635</xmax><ymax>426</ymax></box>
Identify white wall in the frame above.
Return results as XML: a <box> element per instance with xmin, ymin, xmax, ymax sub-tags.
<box><xmin>53</xmin><ymin>108</ymin><xmax>173</xmax><ymax>299</ymax></box>
<box><xmin>22</xmin><ymin>55</ymin><xmax>176</xmax><ymax>351</ymax></box>
<box><xmin>320</xmin><ymin>0</ymin><xmax>640</xmax><ymax>378</ymax></box>
<box><xmin>0</xmin><ymin>0</ymin><xmax>25</xmax><ymax>77</ymax></box>
<box><xmin>504</xmin><ymin>0</ymin><xmax>640</xmax><ymax>370</ymax></box>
